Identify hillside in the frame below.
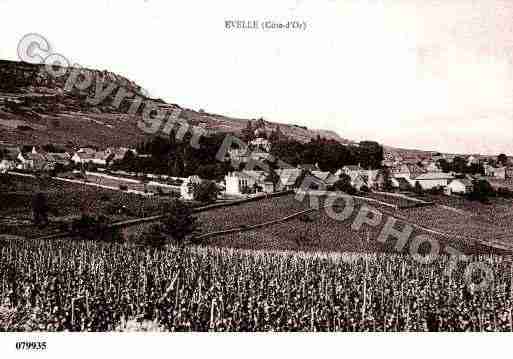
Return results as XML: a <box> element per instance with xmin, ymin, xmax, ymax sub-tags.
<box><xmin>0</xmin><ymin>60</ymin><xmax>352</xmax><ymax>150</ymax></box>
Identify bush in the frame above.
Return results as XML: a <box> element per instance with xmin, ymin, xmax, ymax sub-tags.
<box><xmin>414</xmin><ymin>181</ymin><xmax>423</xmax><ymax>195</ymax></box>
<box><xmin>467</xmin><ymin>179</ymin><xmax>495</xmax><ymax>203</ymax></box>
<box><xmin>332</xmin><ymin>175</ymin><xmax>356</xmax><ymax>195</ymax></box>
<box><xmin>160</xmin><ymin>200</ymin><xmax>198</xmax><ymax>244</ymax></box>
<box><xmin>360</xmin><ymin>185</ymin><xmax>370</xmax><ymax>193</ymax></box>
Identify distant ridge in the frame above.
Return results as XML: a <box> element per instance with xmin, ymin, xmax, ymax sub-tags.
<box><xmin>0</xmin><ymin>60</ymin><xmax>354</xmax><ymax>150</ymax></box>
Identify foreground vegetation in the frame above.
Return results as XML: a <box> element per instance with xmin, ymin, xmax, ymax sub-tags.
<box><xmin>0</xmin><ymin>238</ymin><xmax>511</xmax><ymax>332</ymax></box>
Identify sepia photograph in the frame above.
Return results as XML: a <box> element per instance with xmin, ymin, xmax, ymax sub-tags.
<box><xmin>0</xmin><ymin>0</ymin><xmax>512</xmax><ymax>356</ymax></box>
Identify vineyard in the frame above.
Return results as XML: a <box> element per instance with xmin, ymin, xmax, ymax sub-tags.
<box><xmin>194</xmin><ymin>194</ymin><xmax>309</xmax><ymax>233</ymax></box>
<box><xmin>0</xmin><ymin>238</ymin><xmax>512</xmax><ymax>332</ymax></box>
<box><xmin>0</xmin><ymin>174</ymin><xmax>173</xmax><ymax>238</ymax></box>
<box><xmin>202</xmin><ymin>197</ymin><xmax>506</xmax><ymax>255</ymax></box>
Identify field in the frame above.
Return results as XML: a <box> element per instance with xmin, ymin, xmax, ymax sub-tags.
<box><xmin>194</xmin><ymin>194</ymin><xmax>309</xmax><ymax>233</ymax></box>
<box><xmin>191</xmin><ymin>192</ymin><xmax>507</xmax><ymax>255</ymax></box>
<box><xmin>201</xmin><ymin>196</ymin><xmax>505</xmax><ymax>256</ymax></box>
<box><xmin>0</xmin><ymin>238</ymin><xmax>511</xmax><ymax>332</ymax></box>
<box><xmin>398</xmin><ymin>196</ymin><xmax>513</xmax><ymax>250</ymax></box>
<box><xmin>0</xmin><ymin>174</ymin><xmax>173</xmax><ymax>238</ymax></box>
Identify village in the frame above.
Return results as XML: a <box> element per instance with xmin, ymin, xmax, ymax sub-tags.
<box><xmin>1</xmin><ymin>128</ymin><xmax>513</xmax><ymax>203</ymax></box>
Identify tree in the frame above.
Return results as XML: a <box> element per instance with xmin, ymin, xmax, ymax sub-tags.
<box><xmin>357</xmin><ymin>141</ymin><xmax>384</xmax><ymax>170</ymax></box>
<box><xmin>414</xmin><ymin>181</ymin><xmax>423</xmax><ymax>195</ymax></box>
<box><xmin>32</xmin><ymin>192</ymin><xmax>49</xmax><ymax>227</ymax></box>
<box><xmin>468</xmin><ymin>179</ymin><xmax>494</xmax><ymax>203</ymax></box>
<box><xmin>241</xmin><ymin>121</ymin><xmax>255</xmax><ymax>142</ymax></box>
<box><xmin>452</xmin><ymin>157</ymin><xmax>467</xmax><ymax>173</ymax></box>
<box><xmin>332</xmin><ymin>174</ymin><xmax>356</xmax><ymax>195</ymax></box>
<box><xmin>382</xmin><ymin>167</ymin><xmax>393</xmax><ymax>191</ymax></box>
<box><xmin>160</xmin><ymin>200</ymin><xmax>198</xmax><ymax>244</ymax></box>
<box><xmin>190</xmin><ymin>180</ymin><xmax>220</xmax><ymax>203</ymax></box>
<box><xmin>498</xmin><ymin>153</ymin><xmax>508</xmax><ymax>166</ymax></box>
<box><xmin>436</xmin><ymin>159</ymin><xmax>450</xmax><ymax>173</ymax></box>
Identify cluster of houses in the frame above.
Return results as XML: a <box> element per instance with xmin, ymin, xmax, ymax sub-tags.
<box><xmin>2</xmin><ymin>138</ymin><xmax>512</xmax><ymax>200</ymax></box>
<box><xmin>223</xmin><ymin>142</ymin><xmax>513</xmax><ymax>197</ymax></box>
<box><xmin>0</xmin><ymin>144</ymin><xmax>138</xmax><ymax>173</ymax></box>
<box><xmin>223</xmin><ymin>163</ymin><xmax>388</xmax><ymax>196</ymax></box>
<box><xmin>385</xmin><ymin>151</ymin><xmax>513</xmax><ymax>194</ymax></box>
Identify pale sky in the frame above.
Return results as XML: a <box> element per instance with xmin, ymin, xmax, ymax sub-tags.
<box><xmin>1</xmin><ymin>0</ymin><xmax>513</xmax><ymax>155</ymax></box>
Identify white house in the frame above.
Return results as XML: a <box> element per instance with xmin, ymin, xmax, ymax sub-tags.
<box><xmin>72</xmin><ymin>150</ymin><xmax>111</xmax><ymax>166</ymax></box>
<box><xmin>484</xmin><ymin>165</ymin><xmax>506</xmax><ymax>179</ymax></box>
<box><xmin>180</xmin><ymin>175</ymin><xmax>203</xmax><ymax>200</ymax></box>
<box><xmin>0</xmin><ymin>159</ymin><xmax>15</xmax><ymax>173</ymax></box>
<box><xmin>411</xmin><ymin>172</ymin><xmax>455</xmax><ymax>190</ymax></box>
<box><xmin>225</xmin><ymin>172</ymin><xmax>255</xmax><ymax>196</ymax></box>
<box><xmin>224</xmin><ymin>171</ymin><xmax>275</xmax><ymax>196</ymax></box>
<box><xmin>446</xmin><ymin>179</ymin><xmax>473</xmax><ymax>195</ymax></box>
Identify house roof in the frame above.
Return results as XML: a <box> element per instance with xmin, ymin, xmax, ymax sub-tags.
<box><xmin>414</xmin><ymin>172</ymin><xmax>454</xmax><ymax>181</ymax></box>
<box><xmin>298</xmin><ymin>164</ymin><xmax>319</xmax><ymax>171</ymax></box>
<box><xmin>311</xmin><ymin>171</ymin><xmax>330</xmax><ymax>181</ymax></box>
<box><xmin>77</xmin><ymin>148</ymin><xmax>97</xmax><ymax>155</ymax></box>
<box><xmin>276</xmin><ymin>168</ymin><xmax>304</xmax><ymax>186</ymax></box>
<box><xmin>74</xmin><ymin>151</ymin><xmax>110</xmax><ymax>161</ymax></box>
<box><xmin>311</xmin><ymin>171</ymin><xmax>338</xmax><ymax>184</ymax></box>
<box><xmin>342</xmin><ymin>165</ymin><xmax>361</xmax><ymax>171</ymax></box>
